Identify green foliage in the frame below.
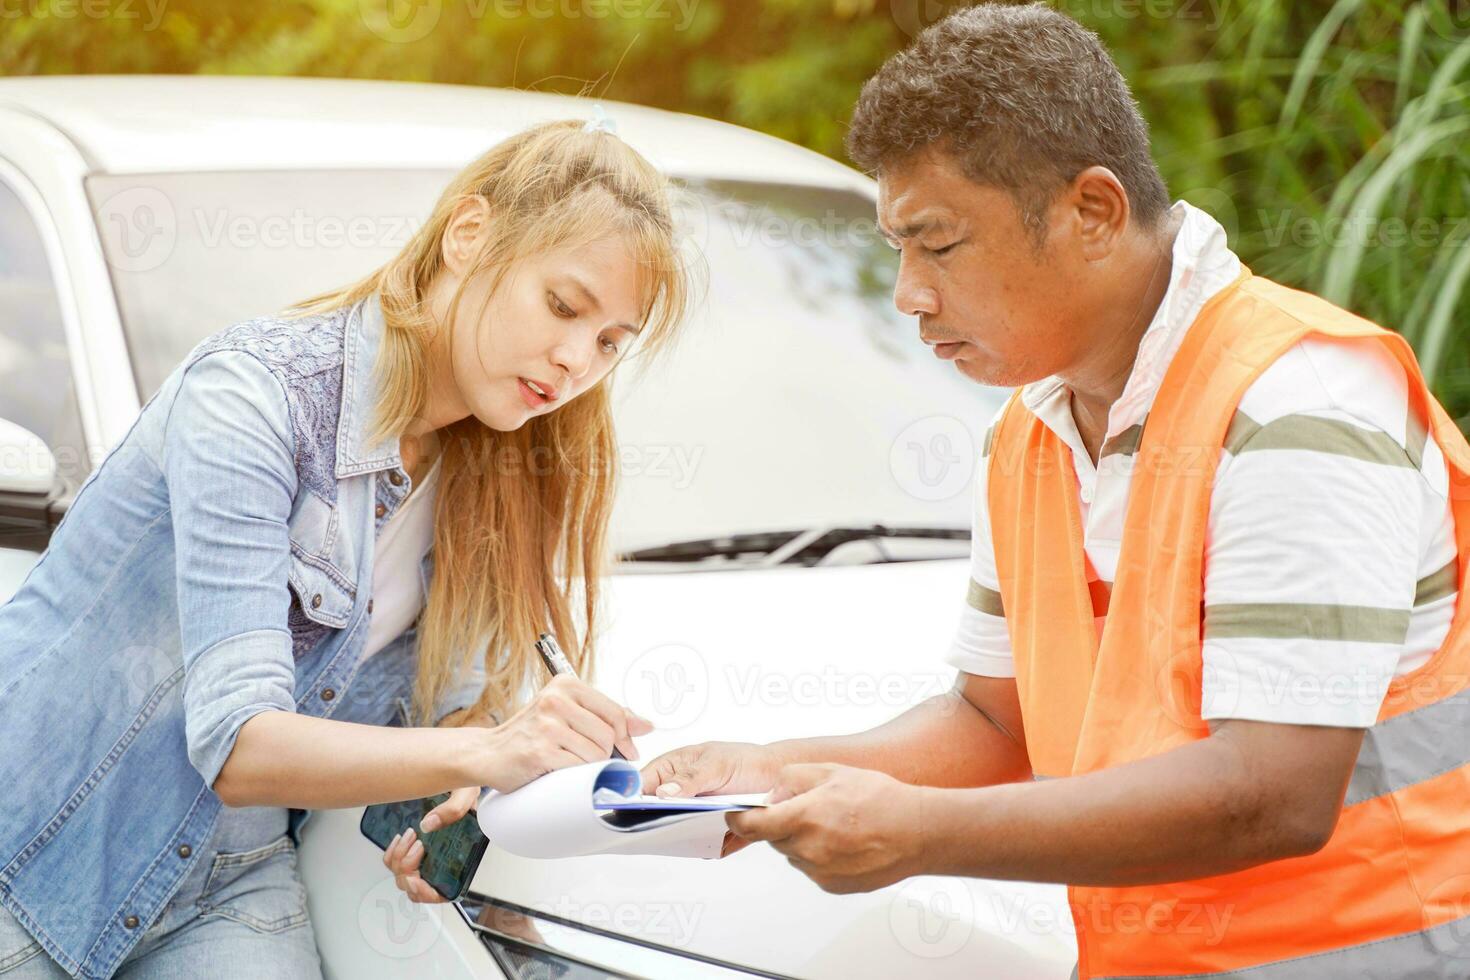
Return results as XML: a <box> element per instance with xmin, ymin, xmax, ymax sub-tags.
<box><xmin>4</xmin><ymin>0</ymin><xmax>1468</xmax><ymax>418</ymax></box>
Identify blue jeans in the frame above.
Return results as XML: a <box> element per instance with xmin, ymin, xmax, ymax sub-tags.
<box><xmin>0</xmin><ymin>810</ymin><xmax>322</xmax><ymax>980</ymax></box>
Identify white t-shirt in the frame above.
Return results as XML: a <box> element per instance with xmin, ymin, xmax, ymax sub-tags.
<box><xmin>947</xmin><ymin>200</ymin><xmax>1456</xmax><ymax>729</ymax></box>
<box><xmin>363</xmin><ymin>454</ymin><xmax>442</xmax><ymax>659</ymax></box>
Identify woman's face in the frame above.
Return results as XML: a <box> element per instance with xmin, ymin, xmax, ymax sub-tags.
<box><xmin>434</xmin><ymin>213</ymin><xmax>646</xmax><ymax>433</ymax></box>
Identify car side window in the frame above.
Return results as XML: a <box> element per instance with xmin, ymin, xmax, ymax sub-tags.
<box><xmin>0</xmin><ymin>174</ymin><xmax>88</xmax><ymax>489</ymax></box>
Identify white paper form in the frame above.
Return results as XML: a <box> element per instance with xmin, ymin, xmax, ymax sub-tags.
<box><xmin>477</xmin><ymin>760</ymin><xmax>767</xmax><ymax>860</ymax></box>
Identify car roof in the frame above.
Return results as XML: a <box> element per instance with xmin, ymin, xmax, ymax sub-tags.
<box><xmin>0</xmin><ymin>75</ymin><xmax>872</xmax><ymax>193</ymax></box>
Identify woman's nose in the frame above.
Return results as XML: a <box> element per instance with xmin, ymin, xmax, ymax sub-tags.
<box><xmin>551</xmin><ymin>334</ymin><xmax>596</xmax><ymax>383</ymax></box>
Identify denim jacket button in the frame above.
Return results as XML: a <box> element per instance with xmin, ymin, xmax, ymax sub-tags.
<box><xmin>123</xmin><ymin>915</ymin><xmax>139</xmax><ymax>929</ymax></box>
<box><xmin>367</xmin><ymin>599</ymin><xmax>374</xmax><ymax>613</ymax></box>
<box><xmin>388</xmin><ymin>471</ymin><xmax>404</xmax><ymax>486</ymax></box>
<box><xmin>311</xmin><ymin>593</ymin><xmax>322</xmax><ymax>609</ymax></box>
<box><xmin>321</xmin><ymin>687</ymin><xmax>336</xmax><ymax>702</ymax></box>
<box><xmin>176</xmin><ymin>844</ymin><xmax>191</xmax><ymax>858</ymax></box>
<box><xmin>375</xmin><ymin>503</ymin><xmax>386</xmax><ymax>518</ymax></box>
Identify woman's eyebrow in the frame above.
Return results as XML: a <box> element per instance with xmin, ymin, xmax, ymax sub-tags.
<box><xmin>566</xmin><ymin>273</ymin><xmax>640</xmax><ymax>334</ymax></box>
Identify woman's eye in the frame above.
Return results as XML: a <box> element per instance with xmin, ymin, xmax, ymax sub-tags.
<box><xmin>600</xmin><ymin>336</ymin><xmax>620</xmax><ymax>355</ymax></box>
<box><xmin>549</xmin><ymin>292</ymin><xmax>576</xmax><ymax>318</ymax></box>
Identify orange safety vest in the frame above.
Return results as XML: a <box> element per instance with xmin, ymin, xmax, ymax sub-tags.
<box><xmin>988</xmin><ymin>267</ymin><xmax>1470</xmax><ymax>977</ymax></box>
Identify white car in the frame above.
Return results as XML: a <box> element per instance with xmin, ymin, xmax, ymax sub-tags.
<box><xmin>0</xmin><ymin>76</ymin><xmax>1076</xmax><ymax>979</ymax></box>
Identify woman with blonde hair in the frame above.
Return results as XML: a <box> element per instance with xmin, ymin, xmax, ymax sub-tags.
<box><xmin>0</xmin><ymin>115</ymin><xmax>692</xmax><ymax>979</ymax></box>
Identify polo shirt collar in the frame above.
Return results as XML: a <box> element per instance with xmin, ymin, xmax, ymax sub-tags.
<box><xmin>1020</xmin><ymin>200</ymin><xmax>1243</xmax><ymax>448</ymax></box>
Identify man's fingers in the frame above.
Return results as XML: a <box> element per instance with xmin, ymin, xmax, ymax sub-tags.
<box><xmin>767</xmin><ymin>763</ymin><xmax>835</xmax><ymax>805</ymax></box>
<box><xmin>726</xmin><ymin>804</ymin><xmax>795</xmax><ymax>843</ymax></box>
<box><xmin>720</xmin><ymin>831</ymin><xmax>755</xmax><ymax>858</ymax></box>
<box><xmin>640</xmin><ymin>750</ymin><xmax>693</xmax><ymax>795</ymax></box>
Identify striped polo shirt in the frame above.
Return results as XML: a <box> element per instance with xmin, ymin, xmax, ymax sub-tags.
<box><xmin>948</xmin><ymin>200</ymin><xmax>1457</xmax><ymax>729</ymax></box>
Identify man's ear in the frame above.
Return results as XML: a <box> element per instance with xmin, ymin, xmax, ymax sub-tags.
<box><xmin>441</xmin><ymin>196</ymin><xmax>492</xmax><ymax>276</ymax></box>
<box><xmin>1067</xmin><ymin>166</ymin><xmax>1131</xmax><ymax>262</ymax></box>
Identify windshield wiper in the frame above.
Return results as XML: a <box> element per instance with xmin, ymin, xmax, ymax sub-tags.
<box><xmin>619</xmin><ymin>524</ymin><xmax>969</xmax><ymax>569</ymax></box>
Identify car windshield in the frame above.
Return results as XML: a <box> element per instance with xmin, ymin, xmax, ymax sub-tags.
<box><xmin>90</xmin><ymin>171</ymin><xmax>1002</xmax><ymax>557</ymax></box>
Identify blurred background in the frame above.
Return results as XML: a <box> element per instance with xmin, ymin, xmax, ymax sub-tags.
<box><xmin>4</xmin><ymin>0</ymin><xmax>1470</xmax><ymax>419</ymax></box>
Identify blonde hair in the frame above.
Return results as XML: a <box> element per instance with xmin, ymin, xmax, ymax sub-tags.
<box><xmin>291</xmin><ymin>119</ymin><xmax>692</xmax><ymax>728</ymax></box>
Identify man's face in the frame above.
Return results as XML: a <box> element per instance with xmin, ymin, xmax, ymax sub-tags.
<box><xmin>877</xmin><ymin>147</ymin><xmax>1091</xmax><ymax>388</ymax></box>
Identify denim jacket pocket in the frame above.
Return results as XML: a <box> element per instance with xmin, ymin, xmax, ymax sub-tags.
<box><xmin>286</xmin><ymin>550</ymin><xmax>356</xmax><ymax>630</ymax></box>
<box><xmin>196</xmin><ymin>835</ymin><xmax>310</xmax><ymax>935</ymax></box>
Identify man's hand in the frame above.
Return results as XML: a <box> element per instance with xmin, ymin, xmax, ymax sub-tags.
<box><xmin>640</xmin><ymin>740</ymin><xmax>783</xmax><ymax>798</ymax></box>
<box><xmin>726</xmin><ymin>763</ymin><xmax>926</xmax><ymax>894</ymax></box>
<box><xmin>641</xmin><ymin>740</ymin><xmax>788</xmax><ymax>857</ymax></box>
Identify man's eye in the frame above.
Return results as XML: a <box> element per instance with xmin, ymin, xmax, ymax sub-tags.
<box><xmin>549</xmin><ymin>292</ymin><xmax>576</xmax><ymax>318</ymax></box>
<box><xmin>929</xmin><ymin>241</ymin><xmax>960</xmax><ymax>256</ymax></box>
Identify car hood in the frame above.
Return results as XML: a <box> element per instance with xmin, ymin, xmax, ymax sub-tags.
<box><xmin>474</xmin><ymin>559</ymin><xmax>1076</xmax><ymax>979</ymax></box>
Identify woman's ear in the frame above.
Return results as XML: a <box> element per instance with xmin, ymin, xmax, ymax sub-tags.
<box><xmin>441</xmin><ymin>196</ymin><xmax>492</xmax><ymax>277</ymax></box>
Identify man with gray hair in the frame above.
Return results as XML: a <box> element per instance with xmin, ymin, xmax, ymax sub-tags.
<box><xmin>647</xmin><ymin>3</ymin><xmax>1470</xmax><ymax>976</ymax></box>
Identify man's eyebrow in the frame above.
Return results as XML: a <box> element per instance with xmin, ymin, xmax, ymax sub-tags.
<box><xmin>878</xmin><ymin>215</ymin><xmax>948</xmax><ymax>242</ymax></box>
<box><xmin>565</xmin><ymin>274</ymin><xmax>641</xmax><ymax>335</ymax></box>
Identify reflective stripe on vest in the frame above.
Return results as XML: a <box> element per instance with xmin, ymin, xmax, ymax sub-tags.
<box><xmin>988</xmin><ymin>268</ymin><xmax>1470</xmax><ymax>978</ymax></box>
<box><xmin>1092</xmin><ymin>912</ymin><xmax>1470</xmax><ymax>979</ymax></box>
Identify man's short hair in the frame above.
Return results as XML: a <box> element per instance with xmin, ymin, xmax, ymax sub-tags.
<box><xmin>847</xmin><ymin>3</ymin><xmax>1171</xmax><ymax>244</ymax></box>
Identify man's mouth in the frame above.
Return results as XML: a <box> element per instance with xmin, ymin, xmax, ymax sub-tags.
<box><xmin>931</xmin><ymin>341</ymin><xmax>966</xmax><ymax>361</ymax></box>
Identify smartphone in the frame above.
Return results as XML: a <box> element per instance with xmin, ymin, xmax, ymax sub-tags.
<box><xmin>360</xmin><ymin>791</ymin><xmax>491</xmax><ymax>901</ymax></box>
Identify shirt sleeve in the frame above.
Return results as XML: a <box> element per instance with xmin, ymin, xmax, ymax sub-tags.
<box><xmin>162</xmin><ymin>350</ymin><xmax>300</xmax><ymax>791</ymax></box>
<box><xmin>432</xmin><ymin>649</ymin><xmax>491</xmax><ymax>726</ymax></box>
<box><xmin>1200</xmin><ymin>351</ymin><xmax>1427</xmax><ymax>728</ymax></box>
<box><xmin>945</xmin><ymin>409</ymin><xmax>1016</xmax><ymax>678</ymax></box>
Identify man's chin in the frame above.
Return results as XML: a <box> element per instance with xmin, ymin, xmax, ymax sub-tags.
<box><xmin>951</xmin><ymin>355</ymin><xmax>1032</xmax><ymax>389</ymax></box>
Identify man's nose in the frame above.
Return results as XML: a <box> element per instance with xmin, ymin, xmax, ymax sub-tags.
<box><xmin>894</xmin><ymin>257</ymin><xmax>939</xmax><ymax>318</ymax></box>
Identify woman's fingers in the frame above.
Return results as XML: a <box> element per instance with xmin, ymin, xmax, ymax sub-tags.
<box><xmin>383</xmin><ymin>829</ymin><xmax>448</xmax><ymax>904</ymax></box>
<box><xmin>556</xmin><ymin>723</ymin><xmax>610</xmax><ymax>764</ymax></box>
<box><xmin>560</xmin><ymin>680</ymin><xmax>640</xmax><ymax>760</ymax></box>
<box><xmin>557</xmin><ymin>701</ymin><xmax>618</xmax><ymax>758</ymax></box>
<box><xmin>421</xmin><ymin>786</ymin><xmax>480</xmax><ymax>833</ymax></box>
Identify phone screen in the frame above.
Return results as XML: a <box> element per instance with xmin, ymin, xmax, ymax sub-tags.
<box><xmin>360</xmin><ymin>791</ymin><xmax>490</xmax><ymax>901</ymax></box>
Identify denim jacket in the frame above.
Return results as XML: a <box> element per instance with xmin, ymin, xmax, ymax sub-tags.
<box><xmin>0</xmin><ymin>295</ymin><xmax>485</xmax><ymax>978</ymax></box>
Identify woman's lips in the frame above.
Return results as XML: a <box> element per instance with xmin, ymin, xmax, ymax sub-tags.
<box><xmin>517</xmin><ymin>378</ymin><xmax>551</xmax><ymax>409</ymax></box>
<box><xmin>932</xmin><ymin>341</ymin><xmax>966</xmax><ymax>361</ymax></box>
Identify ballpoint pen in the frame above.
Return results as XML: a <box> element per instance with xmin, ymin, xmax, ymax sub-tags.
<box><xmin>533</xmin><ymin>631</ymin><xmax>627</xmax><ymax>761</ymax></box>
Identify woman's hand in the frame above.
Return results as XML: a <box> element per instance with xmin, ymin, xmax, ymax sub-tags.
<box><xmin>469</xmin><ymin>675</ymin><xmax>653</xmax><ymax>794</ymax></box>
<box><xmin>381</xmin><ymin>785</ymin><xmax>481</xmax><ymax>905</ymax></box>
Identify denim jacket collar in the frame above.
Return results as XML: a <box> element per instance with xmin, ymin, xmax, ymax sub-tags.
<box><xmin>335</xmin><ymin>294</ymin><xmax>403</xmax><ymax>479</ymax></box>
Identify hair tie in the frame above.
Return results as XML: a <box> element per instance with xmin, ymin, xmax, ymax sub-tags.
<box><xmin>582</xmin><ymin>104</ymin><xmax>619</xmax><ymax>137</ymax></box>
